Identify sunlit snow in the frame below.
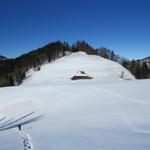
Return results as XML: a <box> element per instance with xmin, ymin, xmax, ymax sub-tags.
<box><xmin>0</xmin><ymin>52</ymin><xmax>150</xmax><ymax>150</ymax></box>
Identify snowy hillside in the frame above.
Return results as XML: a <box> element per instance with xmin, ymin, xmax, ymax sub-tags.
<box><xmin>23</xmin><ymin>52</ymin><xmax>134</xmax><ymax>85</ymax></box>
<box><xmin>0</xmin><ymin>52</ymin><xmax>150</xmax><ymax>150</ymax></box>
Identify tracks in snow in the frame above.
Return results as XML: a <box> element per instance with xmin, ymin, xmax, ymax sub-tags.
<box><xmin>93</xmin><ymin>86</ymin><xmax>150</xmax><ymax>134</ymax></box>
<box><xmin>19</xmin><ymin>131</ymin><xmax>34</xmax><ymax>150</ymax></box>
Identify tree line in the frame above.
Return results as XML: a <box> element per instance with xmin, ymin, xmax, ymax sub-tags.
<box><xmin>122</xmin><ymin>59</ymin><xmax>150</xmax><ymax>79</ymax></box>
<box><xmin>0</xmin><ymin>40</ymin><xmax>149</xmax><ymax>87</ymax></box>
<box><xmin>96</xmin><ymin>47</ymin><xmax>150</xmax><ymax>79</ymax></box>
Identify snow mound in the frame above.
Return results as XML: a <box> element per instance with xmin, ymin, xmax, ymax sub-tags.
<box><xmin>23</xmin><ymin>52</ymin><xmax>134</xmax><ymax>85</ymax></box>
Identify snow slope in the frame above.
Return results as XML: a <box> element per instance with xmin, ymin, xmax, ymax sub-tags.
<box><xmin>0</xmin><ymin>52</ymin><xmax>150</xmax><ymax>150</ymax></box>
<box><xmin>22</xmin><ymin>52</ymin><xmax>134</xmax><ymax>85</ymax></box>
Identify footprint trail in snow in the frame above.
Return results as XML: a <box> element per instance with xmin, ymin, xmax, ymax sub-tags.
<box><xmin>19</xmin><ymin>131</ymin><xmax>34</xmax><ymax>150</ymax></box>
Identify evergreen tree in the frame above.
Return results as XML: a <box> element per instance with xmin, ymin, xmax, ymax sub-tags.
<box><xmin>140</xmin><ymin>62</ymin><xmax>148</xmax><ymax>78</ymax></box>
<box><xmin>111</xmin><ymin>51</ymin><xmax>115</xmax><ymax>60</ymax></box>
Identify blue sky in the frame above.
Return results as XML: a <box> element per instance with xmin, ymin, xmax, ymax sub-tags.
<box><xmin>0</xmin><ymin>0</ymin><xmax>150</xmax><ymax>59</ymax></box>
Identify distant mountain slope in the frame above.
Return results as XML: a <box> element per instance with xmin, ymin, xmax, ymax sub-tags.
<box><xmin>23</xmin><ymin>52</ymin><xmax>134</xmax><ymax>85</ymax></box>
<box><xmin>1</xmin><ymin>40</ymin><xmax>148</xmax><ymax>87</ymax></box>
<box><xmin>0</xmin><ymin>41</ymin><xmax>70</xmax><ymax>87</ymax></box>
<box><xmin>0</xmin><ymin>55</ymin><xmax>7</xmax><ymax>61</ymax></box>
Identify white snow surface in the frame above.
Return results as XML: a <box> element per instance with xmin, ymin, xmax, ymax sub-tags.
<box><xmin>0</xmin><ymin>52</ymin><xmax>150</xmax><ymax>150</ymax></box>
<box><xmin>22</xmin><ymin>52</ymin><xmax>135</xmax><ymax>85</ymax></box>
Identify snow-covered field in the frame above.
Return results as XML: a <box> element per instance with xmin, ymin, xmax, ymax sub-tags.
<box><xmin>0</xmin><ymin>52</ymin><xmax>150</xmax><ymax>150</ymax></box>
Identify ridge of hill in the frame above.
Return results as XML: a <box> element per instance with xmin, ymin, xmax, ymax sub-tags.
<box><xmin>22</xmin><ymin>52</ymin><xmax>134</xmax><ymax>86</ymax></box>
<box><xmin>0</xmin><ymin>40</ymin><xmax>149</xmax><ymax>87</ymax></box>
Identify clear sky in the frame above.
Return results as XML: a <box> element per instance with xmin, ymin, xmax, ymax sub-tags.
<box><xmin>0</xmin><ymin>0</ymin><xmax>150</xmax><ymax>59</ymax></box>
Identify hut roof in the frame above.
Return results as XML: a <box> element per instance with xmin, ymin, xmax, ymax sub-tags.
<box><xmin>71</xmin><ymin>71</ymin><xmax>93</xmax><ymax>80</ymax></box>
